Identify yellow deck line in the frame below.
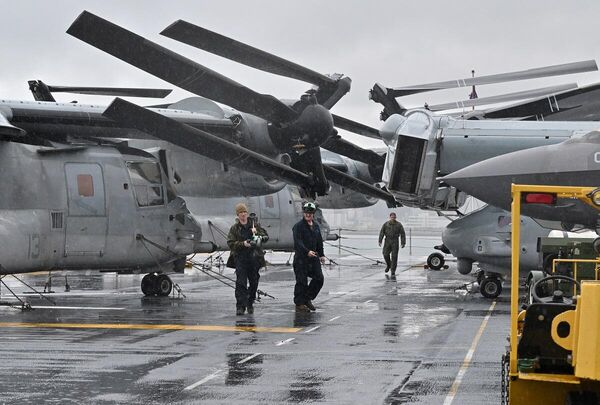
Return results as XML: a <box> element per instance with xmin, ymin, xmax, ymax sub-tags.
<box><xmin>0</xmin><ymin>321</ymin><xmax>300</xmax><ymax>334</ymax></box>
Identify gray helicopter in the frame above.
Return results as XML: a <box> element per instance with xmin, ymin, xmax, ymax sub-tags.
<box><xmin>0</xmin><ymin>131</ymin><xmax>211</xmax><ymax>297</ymax></box>
<box><xmin>370</xmin><ymin>60</ymin><xmax>599</xmax><ymax>211</ymax></box>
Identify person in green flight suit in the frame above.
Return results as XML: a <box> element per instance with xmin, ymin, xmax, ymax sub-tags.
<box><xmin>227</xmin><ymin>203</ymin><xmax>269</xmax><ymax>315</ymax></box>
<box><xmin>378</xmin><ymin>212</ymin><xmax>406</xmax><ymax>275</ymax></box>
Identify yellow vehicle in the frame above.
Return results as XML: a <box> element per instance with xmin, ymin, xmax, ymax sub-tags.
<box><xmin>505</xmin><ymin>185</ymin><xmax>600</xmax><ymax>404</ymax></box>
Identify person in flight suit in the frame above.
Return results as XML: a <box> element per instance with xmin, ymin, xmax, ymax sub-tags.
<box><xmin>227</xmin><ymin>203</ymin><xmax>269</xmax><ymax>315</ymax></box>
<box><xmin>292</xmin><ymin>202</ymin><xmax>325</xmax><ymax>312</ymax></box>
<box><xmin>378</xmin><ymin>212</ymin><xmax>406</xmax><ymax>275</ymax></box>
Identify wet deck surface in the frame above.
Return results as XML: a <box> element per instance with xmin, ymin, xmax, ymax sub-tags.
<box><xmin>0</xmin><ymin>234</ymin><xmax>509</xmax><ymax>404</ymax></box>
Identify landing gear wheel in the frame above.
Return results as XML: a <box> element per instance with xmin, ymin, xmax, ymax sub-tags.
<box><xmin>480</xmin><ymin>277</ymin><xmax>502</xmax><ymax>299</ymax></box>
<box><xmin>156</xmin><ymin>274</ymin><xmax>173</xmax><ymax>297</ymax></box>
<box><xmin>427</xmin><ymin>252</ymin><xmax>445</xmax><ymax>270</ymax></box>
<box><xmin>141</xmin><ymin>273</ymin><xmax>158</xmax><ymax>296</ymax></box>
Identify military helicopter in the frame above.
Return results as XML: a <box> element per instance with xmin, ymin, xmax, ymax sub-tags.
<box><xmin>0</xmin><ymin>130</ymin><xmax>211</xmax><ymax>298</ymax></box>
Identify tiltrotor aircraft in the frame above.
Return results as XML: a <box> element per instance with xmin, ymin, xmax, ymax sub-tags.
<box><xmin>0</xmin><ymin>11</ymin><xmax>395</xmax><ymax>300</ymax></box>
<box><xmin>0</xmin><ymin>135</ymin><xmax>209</xmax><ymax>298</ymax></box>
<box><xmin>363</xmin><ymin>61</ymin><xmax>600</xmax><ymax>295</ymax></box>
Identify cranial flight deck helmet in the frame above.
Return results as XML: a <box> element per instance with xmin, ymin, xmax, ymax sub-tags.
<box><xmin>302</xmin><ymin>202</ymin><xmax>317</xmax><ymax>213</ymax></box>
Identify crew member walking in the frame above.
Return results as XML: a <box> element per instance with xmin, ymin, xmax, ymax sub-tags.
<box><xmin>292</xmin><ymin>202</ymin><xmax>325</xmax><ymax>312</ymax></box>
<box><xmin>227</xmin><ymin>203</ymin><xmax>269</xmax><ymax>315</ymax></box>
<box><xmin>378</xmin><ymin>212</ymin><xmax>406</xmax><ymax>275</ymax></box>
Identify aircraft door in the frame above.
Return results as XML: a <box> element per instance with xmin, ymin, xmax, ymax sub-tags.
<box><xmin>64</xmin><ymin>163</ymin><xmax>107</xmax><ymax>256</ymax></box>
<box><xmin>258</xmin><ymin>193</ymin><xmax>280</xmax><ymax>242</ymax></box>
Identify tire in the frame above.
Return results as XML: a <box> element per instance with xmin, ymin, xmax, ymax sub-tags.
<box><xmin>156</xmin><ymin>274</ymin><xmax>173</xmax><ymax>297</ymax></box>
<box><xmin>480</xmin><ymin>277</ymin><xmax>502</xmax><ymax>299</ymax></box>
<box><xmin>141</xmin><ymin>273</ymin><xmax>158</xmax><ymax>296</ymax></box>
<box><xmin>427</xmin><ymin>252</ymin><xmax>445</xmax><ymax>270</ymax></box>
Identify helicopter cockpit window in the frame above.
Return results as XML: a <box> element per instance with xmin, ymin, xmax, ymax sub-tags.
<box><xmin>127</xmin><ymin>162</ymin><xmax>165</xmax><ymax>207</ymax></box>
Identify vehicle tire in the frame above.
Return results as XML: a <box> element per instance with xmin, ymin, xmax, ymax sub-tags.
<box><xmin>480</xmin><ymin>277</ymin><xmax>502</xmax><ymax>299</ymax></box>
<box><xmin>565</xmin><ymin>391</ymin><xmax>598</xmax><ymax>405</ymax></box>
<box><xmin>156</xmin><ymin>274</ymin><xmax>173</xmax><ymax>297</ymax></box>
<box><xmin>593</xmin><ymin>238</ymin><xmax>600</xmax><ymax>255</ymax></box>
<box><xmin>427</xmin><ymin>252</ymin><xmax>445</xmax><ymax>270</ymax></box>
<box><xmin>141</xmin><ymin>273</ymin><xmax>158</xmax><ymax>296</ymax></box>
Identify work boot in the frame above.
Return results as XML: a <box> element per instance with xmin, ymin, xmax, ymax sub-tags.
<box><xmin>384</xmin><ymin>266</ymin><xmax>390</xmax><ymax>273</ymax></box>
<box><xmin>236</xmin><ymin>306</ymin><xmax>245</xmax><ymax>316</ymax></box>
<box><xmin>305</xmin><ymin>300</ymin><xmax>316</xmax><ymax>311</ymax></box>
<box><xmin>295</xmin><ymin>304</ymin><xmax>310</xmax><ymax>312</ymax></box>
<box><xmin>247</xmin><ymin>305</ymin><xmax>254</xmax><ymax>314</ymax></box>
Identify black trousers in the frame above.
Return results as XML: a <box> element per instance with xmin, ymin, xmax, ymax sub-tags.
<box><xmin>293</xmin><ymin>256</ymin><xmax>324</xmax><ymax>305</ymax></box>
<box><xmin>235</xmin><ymin>257</ymin><xmax>260</xmax><ymax>307</ymax></box>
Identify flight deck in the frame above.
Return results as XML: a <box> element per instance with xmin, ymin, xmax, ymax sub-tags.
<box><xmin>0</xmin><ymin>233</ymin><xmax>508</xmax><ymax>404</ymax></box>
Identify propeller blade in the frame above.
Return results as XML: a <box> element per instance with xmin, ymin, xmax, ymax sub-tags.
<box><xmin>332</xmin><ymin>114</ymin><xmax>381</xmax><ymax>139</ymax></box>
<box><xmin>482</xmin><ymin>82</ymin><xmax>600</xmax><ymax>119</ymax></box>
<box><xmin>161</xmin><ymin>20</ymin><xmax>351</xmax><ymax>109</ymax></box>
<box><xmin>427</xmin><ymin>83</ymin><xmax>578</xmax><ymax>112</ymax></box>
<box><xmin>29</xmin><ymin>80</ymin><xmax>173</xmax><ymax>102</ymax></box>
<box><xmin>49</xmin><ymin>85</ymin><xmax>172</xmax><ymax>99</ymax></box>
<box><xmin>102</xmin><ymin>98</ymin><xmax>312</xmax><ymax>189</ymax></box>
<box><xmin>387</xmin><ymin>60</ymin><xmax>597</xmax><ymax>97</ymax></box>
<box><xmin>290</xmin><ymin>147</ymin><xmax>329</xmax><ymax>197</ymax></box>
<box><xmin>161</xmin><ymin>20</ymin><xmax>335</xmax><ymax>87</ymax></box>
<box><xmin>322</xmin><ymin>135</ymin><xmax>385</xmax><ymax>179</ymax></box>
<box><xmin>323</xmin><ymin>165</ymin><xmax>399</xmax><ymax>207</ymax></box>
<box><xmin>67</xmin><ymin>11</ymin><xmax>298</xmax><ymax>124</ymax></box>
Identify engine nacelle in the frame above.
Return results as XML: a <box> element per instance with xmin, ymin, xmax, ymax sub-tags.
<box><xmin>381</xmin><ymin>110</ymin><xmax>466</xmax><ymax>211</ymax></box>
<box><xmin>318</xmin><ymin>151</ymin><xmax>379</xmax><ymax>209</ymax></box>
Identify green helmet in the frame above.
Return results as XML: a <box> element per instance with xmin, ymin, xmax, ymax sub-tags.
<box><xmin>302</xmin><ymin>202</ymin><xmax>317</xmax><ymax>213</ymax></box>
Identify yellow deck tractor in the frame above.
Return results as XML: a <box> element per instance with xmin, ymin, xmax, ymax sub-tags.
<box><xmin>504</xmin><ymin>185</ymin><xmax>600</xmax><ymax>405</ymax></box>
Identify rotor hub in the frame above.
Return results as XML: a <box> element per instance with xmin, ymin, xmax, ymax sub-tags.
<box><xmin>287</xmin><ymin>104</ymin><xmax>334</xmax><ymax>149</ymax></box>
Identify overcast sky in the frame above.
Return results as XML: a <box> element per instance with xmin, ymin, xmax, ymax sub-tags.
<box><xmin>1</xmin><ymin>1</ymin><xmax>600</xmax><ymax>148</ymax></box>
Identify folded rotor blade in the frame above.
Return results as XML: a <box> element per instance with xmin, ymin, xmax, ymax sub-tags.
<box><xmin>290</xmin><ymin>147</ymin><xmax>329</xmax><ymax>197</ymax></box>
<box><xmin>387</xmin><ymin>60</ymin><xmax>597</xmax><ymax>97</ymax></box>
<box><xmin>322</xmin><ymin>135</ymin><xmax>384</xmax><ymax>167</ymax></box>
<box><xmin>323</xmin><ymin>165</ymin><xmax>399</xmax><ymax>207</ymax></box>
<box><xmin>68</xmin><ymin>11</ymin><xmax>298</xmax><ymax>124</ymax></box>
<box><xmin>103</xmin><ymin>98</ymin><xmax>311</xmax><ymax>188</ymax></box>
<box><xmin>161</xmin><ymin>20</ymin><xmax>350</xmax><ymax>109</ymax></box>
<box><xmin>427</xmin><ymin>83</ymin><xmax>578</xmax><ymax>112</ymax></box>
<box><xmin>332</xmin><ymin>114</ymin><xmax>381</xmax><ymax>139</ymax></box>
<box><xmin>482</xmin><ymin>82</ymin><xmax>600</xmax><ymax>119</ymax></box>
<box><xmin>48</xmin><ymin>85</ymin><xmax>172</xmax><ymax>99</ymax></box>
<box><xmin>161</xmin><ymin>20</ymin><xmax>335</xmax><ymax>87</ymax></box>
